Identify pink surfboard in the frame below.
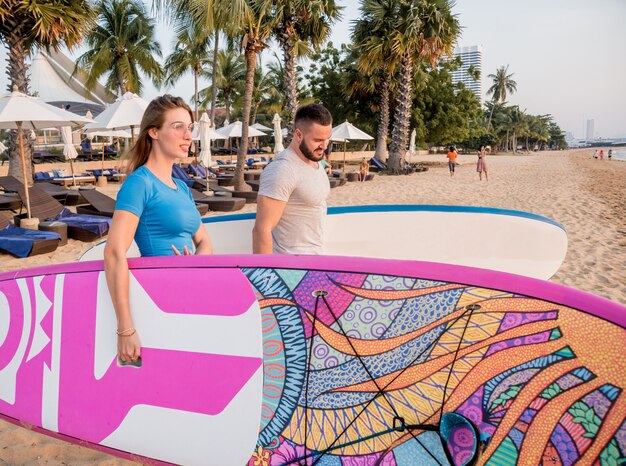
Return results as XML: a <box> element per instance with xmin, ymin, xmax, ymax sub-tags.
<box><xmin>1</xmin><ymin>255</ymin><xmax>625</xmax><ymax>465</ymax></box>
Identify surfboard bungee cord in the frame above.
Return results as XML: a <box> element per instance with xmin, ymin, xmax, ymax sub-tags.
<box><xmin>290</xmin><ymin>293</ymin><xmax>482</xmax><ymax>465</ymax></box>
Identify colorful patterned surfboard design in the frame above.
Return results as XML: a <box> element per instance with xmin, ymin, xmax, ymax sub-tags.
<box><xmin>242</xmin><ymin>263</ymin><xmax>626</xmax><ymax>466</ymax></box>
<box><xmin>1</xmin><ymin>255</ymin><xmax>624</xmax><ymax>466</ymax></box>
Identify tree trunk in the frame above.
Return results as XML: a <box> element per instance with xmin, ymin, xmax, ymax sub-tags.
<box><xmin>487</xmin><ymin>99</ymin><xmax>496</xmax><ymax>129</ymax></box>
<box><xmin>505</xmin><ymin>129</ymin><xmax>510</xmax><ymax>152</ymax></box>
<box><xmin>234</xmin><ymin>45</ymin><xmax>257</xmax><ymax>191</ymax></box>
<box><xmin>5</xmin><ymin>23</ymin><xmax>34</xmax><ymax>185</ymax></box>
<box><xmin>280</xmin><ymin>28</ymin><xmax>298</xmax><ymax>145</ymax></box>
<box><xmin>116</xmin><ymin>64</ymin><xmax>126</xmax><ymax>97</ymax></box>
<box><xmin>512</xmin><ymin>131</ymin><xmax>517</xmax><ymax>154</ymax></box>
<box><xmin>387</xmin><ymin>52</ymin><xmax>414</xmax><ymax>173</ymax></box>
<box><xmin>210</xmin><ymin>32</ymin><xmax>220</xmax><ymax>125</ymax></box>
<box><xmin>194</xmin><ymin>67</ymin><xmax>199</xmax><ymax>122</ymax></box>
<box><xmin>374</xmin><ymin>76</ymin><xmax>390</xmax><ymax>163</ymax></box>
<box><xmin>252</xmin><ymin>102</ymin><xmax>259</xmax><ymax>125</ymax></box>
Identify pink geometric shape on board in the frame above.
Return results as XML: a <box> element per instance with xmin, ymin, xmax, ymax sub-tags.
<box><xmin>0</xmin><ymin>280</ymin><xmax>24</xmax><ymax>370</ymax></box>
<box><xmin>132</xmin><ymin>268</ymin><xmax>255</xmax><ymax>316</ymax></box>
<box><xmin>57</xmin><ymin>272</ymin><xmax>261</xmax><ymax>443</ymax></box>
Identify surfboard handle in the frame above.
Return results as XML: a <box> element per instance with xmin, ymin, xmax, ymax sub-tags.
<box><xmin>392</xmin><ymin>416</ymin><xmax>438</xmax><ymax>432</ymax></box>
<box><xmin>117</xmin><ymin>356</ymin><xmax>142</xmax><ymax>368</ymax></box>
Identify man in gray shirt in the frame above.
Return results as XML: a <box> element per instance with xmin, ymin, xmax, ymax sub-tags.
<box><xmin>253</xmin><ymin>104</ymin><xmax>332</xmax><ymax>254</ymax></box>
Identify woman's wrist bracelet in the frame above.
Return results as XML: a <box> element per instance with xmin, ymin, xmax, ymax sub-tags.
<box><xmin>117</xmin><ymin>327</ymin><xmax>136</xmax><ymax>336</ymax></box>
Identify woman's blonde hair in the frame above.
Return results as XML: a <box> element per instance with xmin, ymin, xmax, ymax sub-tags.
<box><xmin>126</xmin><ymin>95</ymin><xmax>193</xmax><ymax>173</ymax></box>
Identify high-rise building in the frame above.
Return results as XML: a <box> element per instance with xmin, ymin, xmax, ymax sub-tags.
<box><xmin>450</xmin><ymin>46</ymin><xmax>483</xmax><ymax>103</ymax></box>
<box><xmin>586</xmin><ymin>119</ymin><xmax>595</xmax><ymax>141</ymax></box>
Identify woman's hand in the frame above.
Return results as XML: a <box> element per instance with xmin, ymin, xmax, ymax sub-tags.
<box><xmin>118</xmin><ymin>331</ymin><xmax>141</xmax><ymax>363</ymax></box>
<box><xmin>172</xmin><ymin>244</ymin><xmax>193</xmax><ymax>255</ymax></box>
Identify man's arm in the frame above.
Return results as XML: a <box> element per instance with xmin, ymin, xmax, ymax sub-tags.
<box><xmin>252</xmin><ymin>195</ymin><xmax>287</xmax><ymax>254</ymax></box>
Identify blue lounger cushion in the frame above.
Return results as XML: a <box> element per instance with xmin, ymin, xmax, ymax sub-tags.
<box><xmin>171</xmin><ymin>164</ymin><xmax>195</xmax><ymax>187</ymax></box>
<box><xmin>0</xmin><ymin>223</ymin><xmax>61</xmax><ymax>258</ymax></box>
<box><xmin>52</xmin><ymin>208</ymin><xmax>111</xmax><ymax>237</ymax></box>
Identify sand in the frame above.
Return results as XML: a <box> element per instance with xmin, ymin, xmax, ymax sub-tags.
<box><xmin>1</xmin><ymin>148</ymin><xmax>624</xmax><ymax>464</ymax></box>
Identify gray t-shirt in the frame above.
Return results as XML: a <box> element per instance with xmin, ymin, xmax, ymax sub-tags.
<box><xmin>258</xmin><ymin>148</ymin><xmax>330</xmax><ymax>254</ymax></box>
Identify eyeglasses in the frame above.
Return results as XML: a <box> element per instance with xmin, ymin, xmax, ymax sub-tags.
<box><xmin>170</xmin><ymin>122</ymin><xmax>199</xmax><ymax>138</ymax></box>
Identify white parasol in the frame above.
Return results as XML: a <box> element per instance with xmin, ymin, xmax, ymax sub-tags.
<box><xmin>330</xmin><ymin>121</ymin><xmax>373</xmax><ymax>172</ymax></box>
<box><xmin>60</xmin><ymin>125</ymin><xmax>78</xmax><ymax>186</ymax></box>
<box><xmin>0</xmin><ymin>87</ymin><xmax>92</xmax><ymax>221</ymax></box>
<box><xmin>408</xmin><ymin>129</ymin><xmax>416</xmax><ymax>163</ymax></box>
<box><xmin>251</xmin><ymin>122</ymin><xmax>273</xmax><ymax>132</ymax></box>
<box><xmin>273</xmin><ymin>113</ymin><xmax>284</xmax><ymax>155</ymax></box>
<box><xmin>83</xmin><ymin>91</ymin><xmax>148</xmax><ymax>144</ymax></box>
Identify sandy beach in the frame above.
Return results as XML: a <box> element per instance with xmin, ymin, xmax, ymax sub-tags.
<box><xmin>1</xmin><ymin>148</ymin><xmax>625</xmax><ymax>464</ymax></box>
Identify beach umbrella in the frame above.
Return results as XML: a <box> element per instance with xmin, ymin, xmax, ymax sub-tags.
<box><xmin>330</xmin><ymin>121</ymin><xmax>373</xmax><ymax>172</ymax></box>
<box><xmin>273</xmin><ymin>113</ymin><xmax>284</xmax><ymax>155</ymax></box>
<box><xmin>83</xmin><ymin>91</ymin><xmax>148</xmax><ymax>144</ymax></box>
<box><xmin>60</xmin><ymin>126</ymin><xmax>78</xmax><ymax>186</ymax></box>
<box><xmin>0</xmin><ymin>87</ymin><xmax>92</xmax><ymax>221</ymax></box>
<box><xmin>197</xmin><ymin>113</ymin><xmax>213</xmax><ymax>188</ymax></box>
<box><xmin>216</xmin><ymin>121</ymin><xmax>267</xmax><ymax>138</ymax></box>
<box><xmin>251</xmin><ymin>122</ymin><xmax>273</xmax><ymax>132</ymax></box>
<box><xmin>216</xmin><ymin>121</ymin><xmax>266</xmax><ymax>162</ymax></box>
<box><xmin>84</xmin><ymin>128</ymin><xmax>133</xmax><ymax>171</ymax></box>
<box><xmin>408</xmin><ymin>129</ymin><xmax>416</xmax><ymax>163</ymax></box>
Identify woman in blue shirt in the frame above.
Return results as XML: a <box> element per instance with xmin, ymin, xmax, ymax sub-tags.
<box><xmin>104</xmin><ymin>95</ymin><xmax>213</xmax><ymax>365</ymax></box>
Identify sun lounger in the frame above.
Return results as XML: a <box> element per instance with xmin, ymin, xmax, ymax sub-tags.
<box><xmin>77</xmin><ymin>187</ymin><xmax>208</xmax><ymax>217</ymax></box>
<box><xmin>48</xmin><ymin>175</ymin><xmax>97</xmax><ymax>187</ymax></box>
<box><xmin>369</xmin><ymin>157</ymin><xmax>386</xmax><ymax>172</ymax></box>
<box><xmin>189</xmin><ymin>188</ymin><xmax>246</xmax><ymax>212</ymax></box>
<box><xmin>4</xmin><ymin>177</ymin><xmax>111</xmax><ymax>241</ymax></box>
<box><xmin>0</xmin><ymin>211</ymin><xmax>60</xmax><ymax>258</ymax></box>
<box><xmin>87</xmin><ymin>169</ymin><xmax>127</xmax><ymax>182</ymax></box>
<box><xmin>0</xmin><ymin>193</ymin><xmax>21</xmax><ymax>211</ymax></box>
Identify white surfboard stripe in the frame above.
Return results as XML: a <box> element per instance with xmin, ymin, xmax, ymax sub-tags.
<box><xmin>94</xmin><ymin>271</ymin><xmax>263</xmax><ymax>380</ymax></box>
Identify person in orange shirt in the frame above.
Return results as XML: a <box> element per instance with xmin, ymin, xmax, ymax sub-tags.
<box><xmin>446</xmin><ymin>146</ymin><xmax>458</xmax><ymax>177</ymax></box>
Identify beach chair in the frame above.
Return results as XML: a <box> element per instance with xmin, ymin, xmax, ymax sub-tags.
<box><xmin>0</xmin><ymin>193</ymin><xmax>22</xmax><ymax>211</ymax></box>
<box><xmin>4</xmin><ymin>177</ymin><xmax>111</xmax><ymax>241</ymax></box>
<box><xmin>369</xmin><ymin>157</ymin><xmax>386</xmax><ymax>172</ymax></box>
<box><xmin>189</xmin><ymin>188</ymin><xmax>246</xmax><ymax>212</ymax></box>
<box><xmin>77</xmin><ymin>187</ymin><xmax>208</xmax><ymax>217</ymax></box>
<box><xmin>171</xmin><ymin>164</ymin><xmax>197</xmax><ymax>188</ymax></box>
<box><xmin>0</xmin><ymin>210</ymin><xmax>60</xmax><ymax>258</ymax></box>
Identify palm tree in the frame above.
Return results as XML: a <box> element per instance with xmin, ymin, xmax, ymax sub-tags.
<box><xmin>270</xmin><ymin>0</ymin><xmax>342</xmax><ymax>141</ymax></box>
<box><xmin>352</xmin><ymin>0</ymin><xmax>402</xmax><ymax>162</ymax></box>
<box><xmin>154</xmin><ymin>0</ymin><xmax>232</xmax><ymax>126</ymax></box>
<box><xmin>0</xmin><ymin>0</ymin><xmax>94</xmax><ymax>183</ymax></box>
<box><xmin>387</xmin><ymin>0</ymin><xmax>460</xmax><ymax>172</ymax></box>
<box><xmin>163</xmin><ymin>27</ymin><xmax>212</xmax><ymax>121</ymax></box>
<box><xmin>486</xmin><ymin>65</ymin><xmax>517</xmax><ymax>128</ymax></box>
<box><xmin>75</xmin><ymin>0</ymin><xmax>163</xmax><ymax>96</ymax></box>
<box><xmin>197</xmin><ymin>45</ymin><xmax>245</xmax><ymax>124</ymax></box>
<box><xmin>229</xmin><ymin>0</ymin><xmax>273</xmax><ymax>191</ymax></box>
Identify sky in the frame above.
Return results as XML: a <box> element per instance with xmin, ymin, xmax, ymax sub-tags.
<box><xmin>1</xmin><ymin>0</ymin><xmax>625</xmax><ymax>139</ymax></box>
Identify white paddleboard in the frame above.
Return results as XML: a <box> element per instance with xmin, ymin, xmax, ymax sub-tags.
<box><xmin>80</xmin><ymin>205</ymin><xmax>568</xmax><ymax>279</ymax></box>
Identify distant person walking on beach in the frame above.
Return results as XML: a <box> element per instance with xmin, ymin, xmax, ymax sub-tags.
<box><xmin>253</xmin><ymin>103</ymin><xmax>333</xmax><ymax>254</ymax></box>
<box><xmin>320</xmin><ymin>155</ymin><xmax>332</xmax><ymax>175</ymax></box>
<box><xmin>600</xmin><ymin>149</ymin><xmax>605</xmax><ymax>160</ymax></box>
<box><xmin>594</xmin><ymin>150</ymin><xmax>598</xmax><ymax>159</ymax></box>
<box><xmin>447</xmin><ymin>146</ymin><xmax>458</xmax><ymax>177</ymax></box>
<box><xmin>104</xmin><ymin>95</ymin><xmax>213</xmax><ymax>365</ymax></box>
<box><xmin>477</xmin><ymin>145</ymin><xmax>488</xmax><ymax>181</ymax></box>
<box><xmin>359</xmin><ymin>157</ymin><xmax>370</xmax><ymax>181</ymax></box>
<box><xmin>608</xmin><ymin>149</ymin><xmax>613</xmax><ymax>160</ymax></box>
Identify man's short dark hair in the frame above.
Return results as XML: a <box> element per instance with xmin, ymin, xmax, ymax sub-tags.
<box><xmin>295</xmin><ymin>103</ymin><xmax>332</xmax><ymax>129</ymax></box>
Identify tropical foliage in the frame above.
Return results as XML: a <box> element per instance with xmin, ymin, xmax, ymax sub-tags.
<box><xmin>76</xmin><ymin>0</ymin><xmax>163</xmax><ymax>96</ymax></box>
<box><xmin>2</xmin><ymin>0</ymin><xmax>571</xmax><ymax>184</ymax></box>
<box><xmin>0</xmin><ymin>0</ymin><xmax>94</xmax><ymax>182</ymax></box>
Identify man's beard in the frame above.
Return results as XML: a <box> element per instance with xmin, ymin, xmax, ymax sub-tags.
<box><xmin>299</xmin><ymin>140</ymin><xmax>324</xmax><ymax>162</ymax></box>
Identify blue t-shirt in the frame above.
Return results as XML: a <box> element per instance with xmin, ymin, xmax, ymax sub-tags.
<box><xmin>115</xmin><ymin>165</ymin><xmax>201</xmax><ymax>257</ymax></box>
